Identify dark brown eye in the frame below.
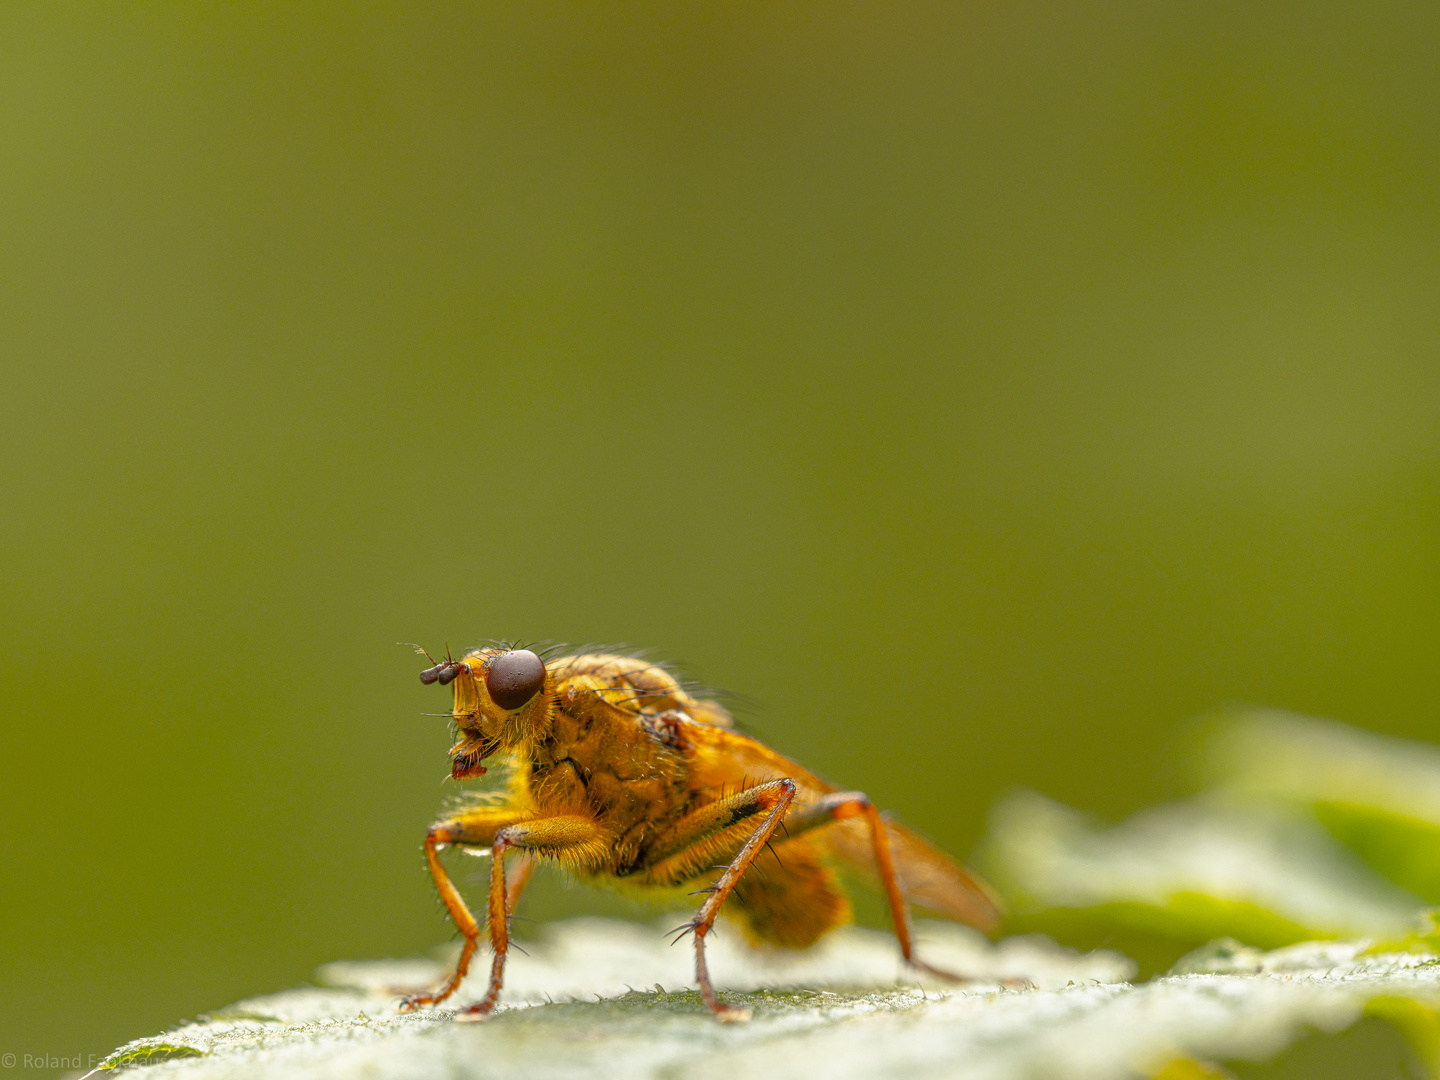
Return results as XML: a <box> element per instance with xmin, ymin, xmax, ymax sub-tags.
<box><xmin>485</xmin><ymin>650</ymin><xmax>546</xmax><ymax>710</ymax></box>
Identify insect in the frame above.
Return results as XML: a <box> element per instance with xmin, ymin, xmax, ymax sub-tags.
<box><xmin>399</xmin><ymin>643</ymin><xmax>1005</xmax><ymax>1022</ymax></box>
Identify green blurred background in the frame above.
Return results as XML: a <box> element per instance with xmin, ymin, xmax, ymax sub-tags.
<box><xmin>2</xmin><ymin>0</ymin><xmax>1439</xmax><ymax>1068</ymax></box>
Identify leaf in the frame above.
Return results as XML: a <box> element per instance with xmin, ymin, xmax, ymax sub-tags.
<box><xmin>978</xmin><ymin>789</ymin><xmax>1426</xmax><ymax>973</ymax></box>
<box><xmin>1206</xmin><ymin>710</ymin><xmax>1440</xmax><ymax>903</ymax></box>
<box><xmin>92</xmin><ymin>919</ymin><xmax>1440</xmax><ymax>1080</ymax></box>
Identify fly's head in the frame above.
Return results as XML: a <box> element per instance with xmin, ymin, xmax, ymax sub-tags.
<box><xmin>418</xmin><ymin>646</ymin><xmax>554</xmax><ymax>780</ymax></box>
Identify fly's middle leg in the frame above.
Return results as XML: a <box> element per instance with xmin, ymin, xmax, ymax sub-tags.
<box><xmin>653</xmin><ymin>778</ymin><xmax>798</xmax><ymax>1022</ymax></box>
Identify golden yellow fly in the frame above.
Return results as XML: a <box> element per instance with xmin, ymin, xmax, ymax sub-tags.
<box><xmin>399</xmin><ymin>645</ymin><xmax>1004</xmax><ymax>1022</ymax></box>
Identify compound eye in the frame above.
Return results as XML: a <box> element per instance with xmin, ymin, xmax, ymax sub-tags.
<box><xmin>485</xmin><ymin>650</ymin><xmax>546</xmax><ymax>710</ymax></box>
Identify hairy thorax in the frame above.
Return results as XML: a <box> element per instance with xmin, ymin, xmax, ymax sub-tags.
<box><xmin>517</xmin><ymin>658</ymin><xmax>700</xmax><ymax>875</ymax></box>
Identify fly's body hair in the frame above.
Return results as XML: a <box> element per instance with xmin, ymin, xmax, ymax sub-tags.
<box><xmin>400</xmin><ymin>639</ymin><xmax>1010</xmax><ymax>1023</ymax></box>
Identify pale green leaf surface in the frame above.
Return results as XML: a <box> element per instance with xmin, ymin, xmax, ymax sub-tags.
<box><xmin>980</xmin><ymin>788</ymin><xmax>1427</xmax><ymax>968</ymax></box>
<box><xmin>1206</xmin><ymin>711</ymin><xmax>1440</xmax><ymax>902</ymax></box>
<box><xmin>1205</xmin><ymin>711</ymin><xmax>1440</xmax><ymax>823</ymax></box>
<box><xmin>93</xmin><ymin>921</ymin><xmax>1440</xmax><ymax>1080</ymax></box>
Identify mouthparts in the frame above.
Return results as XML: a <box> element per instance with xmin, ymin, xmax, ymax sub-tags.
<box><xmin>449</xmin><ymin>732</ymin><xmax>494</xmax><ymax>780</ymax></box>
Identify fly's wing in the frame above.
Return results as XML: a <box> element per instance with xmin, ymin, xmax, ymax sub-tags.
<box><xmin>678</xmin><ymin>720</ymin><xmax>837</xmax><ymax>801</ymax></box>
<box><xmin>819</xmin><ymin>817</ymin><xmax>1004</xmax><ymax>934</ymax></box>
<box><xmin>685</xmin><ymin>698</ymin><xmax>735</xmax><ymax>729</ymax></box>
<box><xmin>677</xmin><ymin>719</ymin><xmax>1003</xmax><ymax>933</ymax></box>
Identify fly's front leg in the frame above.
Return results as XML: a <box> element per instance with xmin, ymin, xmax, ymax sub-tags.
<box><xmin>456</xmin><ymin>814</ymin><xmax>609</xmax><ymax>1022</ymax></box>
<box><xmin>399</xmin><ymin>806</ymin><xmax>536</xmax><ymax>1013</ymax></box>
<box><xmin>505</xmin><ymin>853</ymin><xmax>535</xmax><ymax>913</ymax></box>
<box><xmin>662</xmin><ymin>778</ymin><xmax>797</xmax><ymax>1022</ymax></box>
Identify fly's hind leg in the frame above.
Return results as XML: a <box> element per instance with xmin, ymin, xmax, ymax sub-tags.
<box><xmin>648</xmin><ymin>778</ymin><xmax>797</xmax><ymax>1022</ymax></box>
<box><xmin>784</xmin><ymin>792</ymin><xmax>1021</xmax><ymax>986</ymax></box>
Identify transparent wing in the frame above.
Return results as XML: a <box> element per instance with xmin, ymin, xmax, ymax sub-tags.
<box><xmin>679</xmin><ymin>721</ymin><xmax>835</xmax><ymax>799</ymax></box>
<box><xmin>819</xmin><ymin>816</ymin><xmax>1003</xmax><ymax>933</ymax></box>
<box><xmin>678</xmin><ymin>720</ymin><xmax>1003</xmax><ymax>932</ymax></box>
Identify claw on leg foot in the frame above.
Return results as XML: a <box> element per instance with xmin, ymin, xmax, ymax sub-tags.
<box><xmin>398</xmin><ymin>993</ymin><xmax>440</xmax><ymax>1013</ymax></box>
